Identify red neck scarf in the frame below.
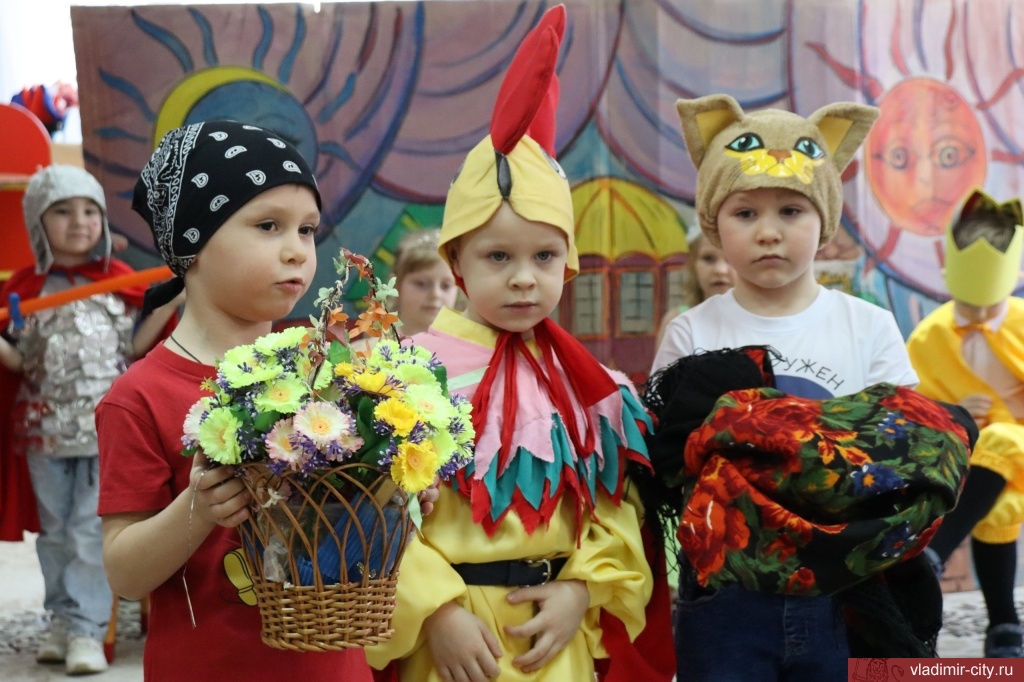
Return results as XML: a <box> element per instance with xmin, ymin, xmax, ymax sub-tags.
<box><xmin>469</xmin><ymin>318</ymin><xmax>619</xmax><ymax>472</ymax></box>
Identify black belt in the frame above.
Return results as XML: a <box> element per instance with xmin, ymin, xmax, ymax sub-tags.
<box><xmin>452</xmin><ymin>558</ymin><xmax>567</xmax><ymax>587</ymax></box>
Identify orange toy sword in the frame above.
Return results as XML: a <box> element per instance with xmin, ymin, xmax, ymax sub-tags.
<box><xmin>0</xmin><ymin>265</ymin><xmax>172</xmax><ymax>326</ymax></box>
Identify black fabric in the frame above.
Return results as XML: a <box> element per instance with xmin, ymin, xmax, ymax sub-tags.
<box><xmin>495</xmin><ymin>150</ymin><xmax>512</xmax><ymax>199</ymax></box>
<box><xmin>946</xmin><ymin>401</ymin><xmax>981</xmax><ymax>451</ymax></box>
<box><xmin>141</xmin><ymin>278</ymin><xmax>185</xmax><ymax>318</ymax></box>
<box><xmin>974</xmin><ymin>538</ymin><xmax>1021</xmax><ymax>626</ymax></box>
<box><xmin>452</xmin><ymin>558</ymin><xmax>567</xmax><ymax>586</ymax></box>
<box><xmin>928</xmin><ymin>466</ymin><xmax>1007</xmax><ymax>562</ymax></box>
<box><xmin>630</xmin><ymin>345</ymin><xmax>777</xmax><ymax>553</ymax></box>
<box><xmin>843</xmin><ymin>553</ymin><xmax>943</xmax><ymax>657</ymax></box>
<box><xmin>133</xmin><ymin>120</ymin><xmax>321</xmax><ymax>314</ymax></box>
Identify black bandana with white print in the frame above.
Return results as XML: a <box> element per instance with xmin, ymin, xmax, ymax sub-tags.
<box><xmin>132</xmin><ymin>120</ymin><xmax>320</xmax><ymax>313</ymax></box>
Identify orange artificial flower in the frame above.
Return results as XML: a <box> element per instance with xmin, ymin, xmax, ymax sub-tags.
<box><xmin>352</xmin><ymin>301</ymin><xmax>400</xmax><ymax>338</ymax></box>
<box><xmin>328</xmin><ymin>307</ymin><xmax>349</xmax><ymax>327</ymax></box>
<box><xmin>343</xmin><ymin>248</ymin><xmax>374</xmax><ymax>280</ymax></box>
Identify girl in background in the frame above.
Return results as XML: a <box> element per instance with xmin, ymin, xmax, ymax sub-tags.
<box><xmin>654</xmin><ymin>234</ymin><xmax>734</xmax><ymax>349</ymax></box>
<box><xmin>392</xmin><ymin>229</ymin><xmax>459</xmax><ymax>337</ymax></box>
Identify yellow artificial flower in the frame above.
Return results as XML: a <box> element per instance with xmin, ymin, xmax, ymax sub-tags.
<box><xmin>221</xmin><ymin>345</ymin><xmax>282</xmax><ymax>388</ymax></box>
<box><xmin>405</xmin><ymin>343</ymin><xmax>435</xmax><ymax>365</ymax></box>
<box><xmin>312</xmin><ymin>362</ymin><xmax>335</xmax><ymax>391</ymax></box>
<box><xmin>428</xmin><ymin>429</ymin><xmax>458</xmax><ymax>465</ymax></box>
<box><xmin>334</xmin><ymin>362</ymin><xmax>355</xmax><ymax>378</ymax></box>
<box><xmin>392</xmin><ymin>362</ymin><xmax>435</xmax><ymax>388</ymax></box>
<box><xmin>366</xmin><ymin>339</ymin><xmax>402</xmax><ymax>372</ymax></box>
<box><xmin>254</xmin><ymin>376</ymin><xmax>308</xmax><ymax>413</ymax></box>
<box><xmin>351</xmin><ymin>370</ymin><xmax>396</xmax><ymax>396</ymax></box>
<box><xmin>374</xmin><ymin>398</ymin><xmax>420</xmax><ymax>437</ymax></box>
<box><xmin>198</xmin><ymin>407</ymin><xmax>243</xmax><ymax>464</ymax></box>
<box><xmin>293</xmin><ymin>352</ymin><xmax>333</xmax><ymax>390</ymax></box>
<box><xmin>452</xmin><ymin>415</ymin><xmax>476</xmax><ymax>447</ymax></box>
<box><xmin>314</xmin><ymin>383</ymin><xmax>344</xmax><ymax>403</ymax></box>
<box><xmin>404</xmin><ymin>384</ymin><xmax>455</xmax><ymax>429</ymax></box>
<box><xmin>254</xmin><ymin>326</ymin><xmax>308</xmax><ymax>355</ymax></box>
<box><xmin>390</xmin><ymin>440</ymin><xmax>440</xmax><ymax>493</ymax></box>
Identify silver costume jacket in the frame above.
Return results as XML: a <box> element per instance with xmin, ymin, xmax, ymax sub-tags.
<box><xmin>10</xmin><ymin>276</ymin><xmax>136</xmax><ymax>458</ymax></box>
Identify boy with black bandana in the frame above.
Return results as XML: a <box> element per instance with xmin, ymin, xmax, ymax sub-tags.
<box><xmin>95</xmin><ymin>121</ymin><xmax>376</xmax><ymax>681</ymax></box>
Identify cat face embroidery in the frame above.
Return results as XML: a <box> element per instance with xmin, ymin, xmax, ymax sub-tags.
<box><xmin>723</xmin><ymin>131</ymin><xmax>827</xmax><ymax>184</ymax></box>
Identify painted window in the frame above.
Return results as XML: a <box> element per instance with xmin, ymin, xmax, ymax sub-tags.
<box><xmin>573</xmin><ymin>272</ymin><xmax>605</xmax><ymax>337</ymax></box>
<box><xmin>665</xmin><ymin>266</ymin><xmax>688</xmax><ymax>312</ymax></box>
<box><xmin>618</xmin><ymin>270</ymin><xmax>654</xmax><ymax>334</ymax></box>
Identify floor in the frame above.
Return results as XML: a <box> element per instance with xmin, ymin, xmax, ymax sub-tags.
<box><xmin>0</xmin><ymin>534</ymin><xmax>1016</xmax><ymax>680</ymax></box>
<box><xmin>0</xmin><ymin>534</ymin><xmax>143</xmax><ymax>680</ymax></box>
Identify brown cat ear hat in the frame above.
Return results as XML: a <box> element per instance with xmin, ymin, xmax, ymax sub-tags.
<box><xmin>676</xmin><ymin>94</ymin><xmax>879</xmax><ymax>246</ymax></box>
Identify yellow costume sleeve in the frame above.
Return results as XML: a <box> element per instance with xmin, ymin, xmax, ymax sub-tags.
<box><xmin>559</xmin><ymin>483</ymin><xmax>652</xmax><ymax>657</ymax></box>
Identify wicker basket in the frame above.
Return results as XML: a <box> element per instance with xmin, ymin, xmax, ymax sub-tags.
<box><xmin>236</xmin><ymin>462</ymin><xmax>412</xmax><ymax>652</ymax></box>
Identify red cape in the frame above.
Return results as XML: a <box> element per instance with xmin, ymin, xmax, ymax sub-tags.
<box><xmin>0</xmin><ymin>259</ymin><xmax>158</xmax><ymax>541</ymax></box>
<box><xmin>595</xmin><ymin>524</ymin><xmax>676</xmax><ymax>682</ymax></box>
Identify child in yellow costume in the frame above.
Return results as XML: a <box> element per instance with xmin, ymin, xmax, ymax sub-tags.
<box><xmin>908</xmin><ymin>189</ymin><xmax>1024</xmax><ymax>658</ymax></box>
<box><xmin>365</xmin><ymin>6</ymin><xmax>668</xmax><ymax>682</ymax></box>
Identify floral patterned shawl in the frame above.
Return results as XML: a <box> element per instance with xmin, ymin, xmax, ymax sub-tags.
<box><xmin>679</xmin><ymin>376</ymin><xmax>973</xmax><ymax>596</ymax></box>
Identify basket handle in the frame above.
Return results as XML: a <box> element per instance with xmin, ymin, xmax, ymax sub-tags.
<box><xmin>373</xmin><ymin>478</ymin><xmax>401</xmax><ymax>507</ymax></box>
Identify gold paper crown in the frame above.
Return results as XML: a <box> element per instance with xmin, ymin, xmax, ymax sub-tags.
<box><xmin>944</xmin><ymin>190</ymin><xmax>1024</xmax><ymax>307</ymax></box>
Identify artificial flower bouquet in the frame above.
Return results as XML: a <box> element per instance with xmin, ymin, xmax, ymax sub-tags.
<box><xmin>181</xmin><ymin>248</ymin><xmax>473</xmax><ymax>651</ymax></box>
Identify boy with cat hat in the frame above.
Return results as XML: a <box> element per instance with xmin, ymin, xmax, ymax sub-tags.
<box><xmin>652</xmin><ymin>95</ymin><xmax>923</xmax><ymax>680</ymax></box>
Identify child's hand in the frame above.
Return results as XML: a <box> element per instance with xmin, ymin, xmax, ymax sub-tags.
<box><xmin>504</xmin><ymin>578</ymin><xmax>589</xmax><ymax>673</ymax></box>
<box><xmin>425</xmin><ymin>601</ymin><xmax>502</xmax><ymax>681</ymax></box>
<box><xmin>188</xmin><ymin>451</ymin><xmax>251</xmax><ymax>529</ymax></box>
<box><xmin>0</xmin><ymin>335</ymin><xmax>23</xmax><ymax>373</ymax></box>
<box><xmin>417</xmin><ymin>480</ymin><xmax>440</xmax><ymax>516</ymax></box>
<box><xmin>959</xmin><ymin>394</ymin><xmax>993</xmax><ymax>426</ymax></box>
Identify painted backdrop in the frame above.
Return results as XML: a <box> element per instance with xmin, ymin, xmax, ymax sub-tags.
<box><xmin>70</xmin><ymin>0</ymin><xmax>1024</xmax><ymax>382</ymax></box>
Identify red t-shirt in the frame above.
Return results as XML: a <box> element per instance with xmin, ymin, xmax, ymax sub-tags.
<box><xmin>97</xmin><ymin>344</ymin><xmax>371</xmax><ymax>681</ymax></box>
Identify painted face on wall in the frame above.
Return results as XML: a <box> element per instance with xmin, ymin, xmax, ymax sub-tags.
<box><xmin>865</xmin><ymin>78</ymin><xmax>986</xmax><ymax>237</ymax></box>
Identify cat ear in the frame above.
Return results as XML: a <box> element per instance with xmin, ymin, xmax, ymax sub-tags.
<box><xmin>807</xmin><ymin>103</ymin><xmax>880</xmax><ymax>172</ymax></box>
<box><xmin>676</xmin><ymin>95</ymin><xmax>746</xmax><ymax>170</ymax></box>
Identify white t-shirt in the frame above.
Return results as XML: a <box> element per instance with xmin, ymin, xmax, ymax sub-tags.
<box><xmin>651</xmin><ymin>287</ymin><xmax>918</xmax><ymax>399</ymax></box>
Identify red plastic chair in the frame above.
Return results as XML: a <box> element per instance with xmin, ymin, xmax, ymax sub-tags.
<box><xmin>0</xmin><ymin>101</ymin><xmax>50</xmax><ymax>281</ymax></box>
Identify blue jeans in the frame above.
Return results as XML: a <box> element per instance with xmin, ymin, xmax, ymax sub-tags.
<box><xmin>27</xmin><ymin>456</ymin><xmax>112</xmax><ymax>640</ymax></box>
<box><xmin>674</xmin><ymin>575</ymin><xmax>849</xmax><ymax>682</ymax></box>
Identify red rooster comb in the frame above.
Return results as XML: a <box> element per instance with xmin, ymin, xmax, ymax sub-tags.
<box><xmin>489</xmin><ymin>5</ymin><xmax>565</xmax><ymax>157</ymax></box>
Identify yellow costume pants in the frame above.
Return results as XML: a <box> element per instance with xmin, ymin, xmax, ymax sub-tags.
<box><xmin>969</xmin><ymin>422</ymin><xmax>1024</xmax><ymax>544</ymax></box>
